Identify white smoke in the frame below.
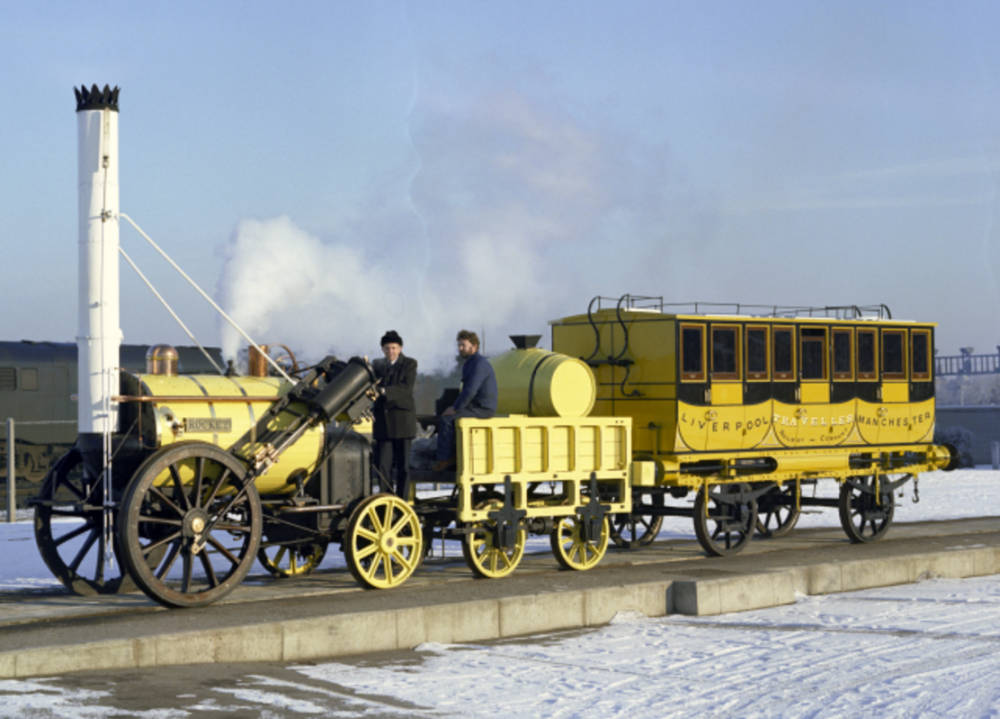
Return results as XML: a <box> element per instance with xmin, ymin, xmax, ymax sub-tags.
<box><xmin>216</xmin><ymin>72</ymin><xmax>713</xmax><ymax>370</ymax></box>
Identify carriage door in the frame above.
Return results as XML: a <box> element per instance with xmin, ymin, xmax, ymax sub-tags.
<box><xmin>879</xmin><ymin>328</ymin><xmax>909</xmax><ymax>444</ymax></box>
<box><xmin>909</xmin><ymin>328</ymin><xmax>934</xmax><ymax>440</ymax></box>
<box><xmin>743</xmin><ymin>325</ymin><xmax>771</xmax><ymax>449</ymax></box>
<box><xmin>799</xmin><ymin>327</ymin><xmax>829</xmax><ymax>404</ymax></box>
<box><xmin>709</xmin><ymin>324</ymin><xmax>742</xmax><ymax>450</ymax></box>
<box><xmin>855</xmin><ymin>327</ymin><xmax>881</xmax><ymax>443</ymax></box>
<box><xmin>677</xmin><ymin>322</ymin><xmax>711</xmax><ymax>450</ymax></box>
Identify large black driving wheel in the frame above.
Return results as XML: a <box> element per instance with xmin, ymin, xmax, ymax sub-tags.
<box><xmin>33</xmin><ymin>448</ymin><xmax>132</xmax><ymax>595</ymax></box>
<box><xmin>693</xmin><ymin>483</ymin><xmax>757</xmax><ymax>557</ymax></box>
<box><xmin>117</xmin><ymin>442</ymin><xmax>261</xmax><ymax>608</ymax></box>
<box><xmin>755</xmin><ymin>483</ymin><xmax>801</xmax><ymax>538</ymax></box>
<box><xmin>838</xmin><ymin>475</ymin><xmax>894</xmax><ymax>543</ymax></box>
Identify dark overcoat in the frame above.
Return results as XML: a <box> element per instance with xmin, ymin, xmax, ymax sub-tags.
<box><xmin>372</xmin><ymin>355</ymin><xmax>418</xmax><ymax>440</ymax></box>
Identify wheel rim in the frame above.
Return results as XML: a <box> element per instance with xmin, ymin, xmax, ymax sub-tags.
<box><xmin>33</xmin><ymin>448</ymin><xmax>132</xmax><ymax>595</ymax></box>
<box><xmin>755</xmin><ymin>483</ymin><xmax>800</xmax><ymax>538</ymax></box>
<box><xmin>257</xmin><ymin>541</ymin><xmax>327</xmax><ymax>577</ymax></box>
<box><xmin>610</xmin><ymin>492</ymin><xmax>664</xmax><ymax>549</ymax></box>
<box><xmin>461</xmin><ymin>500</ymin><xmax>526</xmax><ymax>579</ymax></box>
<box><xmin>694</xmin><ymin>483</ymin><xmax>757</xmax><ymax>557</ymax></box>
<box><xmin>839</xmin><ymin>476</ymin><xmax>894</xmax><ymax>543</ymax></box>
<box><xmin>345</xmin><ymin>494</ymin><xmax>422</xmax><ymax>589</ymax></box>
<box><xmin>550</xmin><ymin>515</ymin><xmax>609</xmax><ymax>570</ymax></box>
<box><xmin>118</xmin><ymin>442</ymin><xmax>261</xmax><ymax>608</ymax></box>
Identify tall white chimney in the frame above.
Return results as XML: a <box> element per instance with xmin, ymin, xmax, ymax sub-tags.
<box><xmin>74</xmin><ymin>84</ymin><xmax>121</xmax><ymax>438</ymax></box>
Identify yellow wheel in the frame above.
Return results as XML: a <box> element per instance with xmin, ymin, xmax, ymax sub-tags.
<box><xmin>345</xmin><ymin>493</ymin><xmax>422</xmax><ymax>589</ymax></box>
<box><xmin>461</xmin><ymin>500</ymin><xmax>526</xmax><ymax>579</ymax></box>
<box><xmin>257</xmin><ymin>542</ymin><xmax>327</xmax><ymax>577</ymax></box>
<box><xmin>550</xmin><ymin>515</ymin><xmax>609</xmax><ymax>570</ymax></box>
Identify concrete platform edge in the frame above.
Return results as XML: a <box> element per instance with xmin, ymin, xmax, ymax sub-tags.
<box><xmin>1</xmin><ymin>546</ymin><xmax>997</xmax><ymax>679</ymax></box>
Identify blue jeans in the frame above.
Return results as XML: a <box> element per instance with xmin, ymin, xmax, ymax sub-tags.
<box><xmin>436</xmin><ymin>407</ymin><xmax>493</xmax><ymax>461</ymax></box>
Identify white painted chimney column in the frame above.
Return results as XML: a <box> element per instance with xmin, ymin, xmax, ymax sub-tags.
<box><xmin>75</xmin><ymin>85</ymin><xmax>121</xmax><ymax>435</ymax></box>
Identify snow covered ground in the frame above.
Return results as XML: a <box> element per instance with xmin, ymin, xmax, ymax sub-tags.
<box><xmin>0</xmin><ymin>469</ymin><xmax>998</xmax><ymax>717</ymax></box>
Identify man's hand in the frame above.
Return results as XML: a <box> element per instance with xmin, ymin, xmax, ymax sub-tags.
<box><xmin>443</xmin><ymin>406</ymin><xmax>456</xmax><ymax>417</ymax></box>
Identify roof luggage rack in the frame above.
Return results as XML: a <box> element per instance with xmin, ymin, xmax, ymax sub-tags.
<box><xmin>587</xmin><ymin>294</ymin><xmax>892</xmax><ymax>320</ymax></box>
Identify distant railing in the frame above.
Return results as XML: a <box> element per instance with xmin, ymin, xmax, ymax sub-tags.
<box><xmin>935</xmin><ymin>348</ymin><xmax>1000</xmax><ymax>377</ymax></box>
<box><xmin>4</xmin><ymin>418</ymin><xmax>76</xmax><ymax>523</ymax></box>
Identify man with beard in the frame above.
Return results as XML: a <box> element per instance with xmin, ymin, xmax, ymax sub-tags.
<box><xmin>432</xmin><ymin>329</ymin><xmax>497</xmax><ymax>472</ymax></box>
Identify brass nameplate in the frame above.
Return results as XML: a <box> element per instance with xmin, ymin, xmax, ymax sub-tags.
<box><xmin>183</xmin><ymin>418</ymin><xmax>232</xmax><ymax>433</ymax></box>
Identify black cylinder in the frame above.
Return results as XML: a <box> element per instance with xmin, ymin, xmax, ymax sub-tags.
<box><xmin>311</xmin><ymin>357</ymin><xmax>376</xmax><ymax>421</ymax></box>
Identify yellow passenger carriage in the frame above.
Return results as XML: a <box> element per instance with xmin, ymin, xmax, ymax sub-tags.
<box><xmin>549</xmin><ymin>294</ymin><xmax>954</xmax><ymax>555</ymax></box>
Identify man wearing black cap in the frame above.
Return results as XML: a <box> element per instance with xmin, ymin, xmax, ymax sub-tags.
<box><xmin>372</xmin><ymin>330</ymin><xmax>418</xmax><ymax>498</ymax></box>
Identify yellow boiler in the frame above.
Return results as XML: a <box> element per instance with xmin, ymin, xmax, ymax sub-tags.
<box><xmin>490</xmin><ymin>337</ymin><xmax>596</xmax><ymax>418</ymax></box>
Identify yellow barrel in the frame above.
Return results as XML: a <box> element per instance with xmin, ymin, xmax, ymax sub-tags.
<box><xmin>491</xmin><ymin>348</ymin><xmax>596</xmax><ymax>417</ymax></box>
<box><xmin>134</xmin><ymin>373</ymin><xmax>324</xmax><ymax>495</ymax></box>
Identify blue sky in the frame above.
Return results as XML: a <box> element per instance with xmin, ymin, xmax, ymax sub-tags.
<box><xmin>1</xmin><ymin>1</ymin><xmax>998</xmax><ymax>367</ymax></box>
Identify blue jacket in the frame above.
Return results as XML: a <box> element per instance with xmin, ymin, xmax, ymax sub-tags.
<box><xmin>453</xmin><ymin>352</ymin><xmax>497</xmax><ymax>414</ymax></box>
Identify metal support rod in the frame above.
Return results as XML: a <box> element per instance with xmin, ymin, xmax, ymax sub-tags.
<box><xmin>119</xmin><ymin>213</ymin><xmax>293</xmax><ymax>383</ymax></box>
<box><xmin>6</xmin><ymin>418</ymin><xmax>14</xmax><ymax>523</ymax></box>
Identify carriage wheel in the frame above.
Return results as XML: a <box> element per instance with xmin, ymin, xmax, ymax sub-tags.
<box><xmin>550</xmin><ymin>515</ymin><xmax>609</xmax><ymax>570</ymax></box>
<box><xmin>117</xmin><ymin>442</ymin><xmax>261</xmax><ymax>608</ymax></box>
<box><xmin>755</xmin><ymin>483</ymin><xmax>801</xmax><ymax>538</ymax></box>
<box><xmin>344</xmin><ymin>493</ymin><xmax>422</xmax><ymax>589</ymax></box>
<box><xmin>838</xmin><ymin>476</ymin><xmax>895</xmax><ymax>543</ymax></box>
<box><xmin>461</xmin><ymin>499</ymin><xmax>526</xmax><ymax>579</ymax></box>
<box><xmin>693</xmin><ymin>483</ymin><xmax>757</xmax><ymax>557</ymax></box>
<box><xmin>609</xmin><ymin>491</ymin><xmax>664</xmax><ymax>549</ymax></box>
<box><xmin>257</xmin><ymin>541</ymin><xmax>328</xmax><ymax>577</ymax></box>
<box><xmin>33</xmin><ymin>448</ymin><xmax>133</xmax><ymax>595</ymax></box>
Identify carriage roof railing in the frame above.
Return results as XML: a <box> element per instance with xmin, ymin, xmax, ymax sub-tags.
<box><xmin>588</xmin><ymin>294</ymin><xmax>893</xmax><ymax>320</ymax></box>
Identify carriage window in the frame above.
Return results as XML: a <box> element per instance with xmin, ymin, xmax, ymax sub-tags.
<box><xmin>832</xmin><ymin>329</ymin><xmax>853</xmax><ymax>380</ymax></box>
<box><xmin>711</xmin><ymin>326</ymin><xmax>740</xmax><ymax>380</ymax></box>
<box><xmin>911</xmin><ymin>330</ymin><xmax>931</xmax><ymax>380</ymax></box>
<box><xmin>0</xmin><ymin>367</ymin><xmax>14</xmax><ymax>391</ymax></box>
<box><xmin>680</xmin><ymin>324</ymin><xmax>705</xmax><ymax>381</ymax></box>
<box><xmin>857</xmin><ymin>328</ymin><xmax>877</xmax><ymax>380</ymax></box>
<box><xmin>773</xmin><ymin>326</ymin><xmax>794</xmax><ymax>380</ymax></box>
<box><xmin>746</xmin><ymin>326</ymin><xmax>768</xmax><ymax>380</ymax></box>
<box><xmin>800</xmin><ymin>327</ymin><xmax>827</xmax><ymax>380</ymax></box>
<box><xmin>882</xmin><ymin>330</ymin><xmax>906</xmax><ymax>379</ymax></box>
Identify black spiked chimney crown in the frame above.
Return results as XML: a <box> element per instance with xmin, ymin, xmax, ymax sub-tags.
<box><xmin>74</xmin><ymin>84</ymin><xmax>120</xmax><ymax>112</ymax></box>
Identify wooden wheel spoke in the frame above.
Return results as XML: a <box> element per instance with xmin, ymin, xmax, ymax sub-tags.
<box><xmin>68</xmin><ymin>528</ymin><xmax>99</xmax><ymax>572</ymax></box>
<box><xmin>181</xmin><ymin>552</ymin><xmax>193</xmax><ymax>593</ymax></box>
<box><xmin>202</xmin><ymin>467</ymin><xmax>233</xmax><ymax>508</ymax></box>
<box><xmin>193</xmin><ymin>457</ymin><xmax>206</xmax><ymax>509</ymax></box>
<box><xmin>389</xmin><ymin>513</ymin><xmax>412</xmax><ymax>536</ymax></box>
<box><xmin>367</xmin><ymin>505</ymin><xmax>386</xmax><ymax>534</ymax></box>
<box><xmin>53</xmin><ymin>522</ymin><xmax>92</xmax><ymax>547</ymax></box>
<box><xmin>169</xmin><ymin>464</ymin><xmax>192</xmax><ymax>512</ymax></box>
<box><xmin>155</xmin><ymin>541</ymin><xmax>182</xmax><ymax>580</ymax></box>
<box><xmin>149</xmin><ymin>485</ymin><xmax>185</xmax><ymax>518</ymax></box>
<box><xmin>362</xmin><ymin>552</ymin><xmax>384</xmax><ymax>581</ymax></box>
<box><xmin>383</xmin><ymin>552</ymin><xmax>396</xmax><ymax>584</ymax></box>
<box><xmin>142</xmin><ymin>530</ymin><xmax>182</xmax><ymax>558</ymax></box>
<box><xmin>355</xmin><ymin>525</ymin><xmax>379</xmax><ymax>543</ymax></box>
<box><xmin>199</xmin><ymin>551</ymin><xmax>219</xmax><ymax>588</ymax></box>
<box><xmin>137</xmin><ymin>514</ymin><xmax>183</xmax><ymax>527</ymax></box>
<box><xmin>353</xmin><ymin>542</ymin><xmax>378</xmax><ymax>561</ymax></box>
<box><xmin>205</xmin><ymin>534</ymin><xmax>242</xmax><ymax>567</ymax></box>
